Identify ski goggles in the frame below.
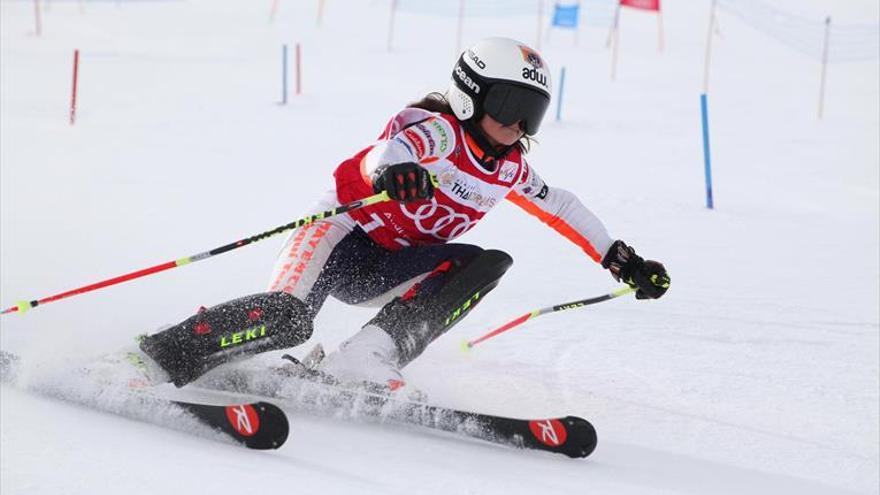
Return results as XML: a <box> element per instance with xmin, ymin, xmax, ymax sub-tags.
<box><xmin>483</xmin><ymin>83</ymin><xmax>550</xmax><ymax>135</ymax></box>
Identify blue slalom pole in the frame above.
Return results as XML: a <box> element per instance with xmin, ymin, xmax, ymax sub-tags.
<box><xmin>281</xmin><ymin>44</ymin><xmax>288</xmax><ymax>105</ymax></box>
<box><xmin>555</xmin><ymin>66</ymin><xmax>566</xmax><ymax>122</ymax></box>
<box><xmin>700</xmin><ymin>93</ymin><xmax>714</xmax><ymax>209</ymax></box>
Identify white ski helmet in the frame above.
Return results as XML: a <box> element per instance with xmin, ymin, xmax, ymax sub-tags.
<box><xmin>448</xmin><ymin>37</ymin><xmax>552</xmax><ymax>136</ymax></box>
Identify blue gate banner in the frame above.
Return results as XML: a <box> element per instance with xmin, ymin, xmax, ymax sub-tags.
<box><xmin>552</xmin><ymin>4</ymin><xmax>580</xmax><ymax>29</ymax></box>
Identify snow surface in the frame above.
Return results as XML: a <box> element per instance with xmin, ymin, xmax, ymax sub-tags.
<box><xmin>1</xmin><ymin>0</ymin><xmax>878</xmax><ymax>493</ymax></box>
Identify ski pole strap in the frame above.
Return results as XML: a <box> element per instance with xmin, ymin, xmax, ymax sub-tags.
<box><xmin>464</xmin><ymin>286</ymin><xmax>635</xmax><ymax>349</ymax></box>
<box><xmin>2</xmin><ymin>191</ymin><xmax>391</xmax><ymax>316</ymax></box>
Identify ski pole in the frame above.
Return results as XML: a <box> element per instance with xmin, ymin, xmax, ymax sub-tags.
<box><xmin>2</xmin><ymin>191</ymin><xmax>391</xmax><ymax>316</ymax></box>
<box><xmin>463</xmin><ymin>286</ymin><xmax>636</xmax><ymax>349</ymax></box>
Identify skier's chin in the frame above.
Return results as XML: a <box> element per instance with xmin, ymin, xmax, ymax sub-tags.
<box><xmin>492</xmin><ymin>128</ymin><xmax>523</xmax><ymax>147</ymax></box>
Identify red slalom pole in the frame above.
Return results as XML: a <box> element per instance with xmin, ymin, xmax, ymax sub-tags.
<box><xmin>2</xmin><ymin>192</ymin><xmax>391</xmax><ymax>316</ymax></box>
<box><xmin>463</xmin><ymin>287</ymin><xmax>635</xmax><ymax>349</ymax></box>
<box><xmin>70</xmin><ymin>49</ymin><xmax>80</xmax><ymax>125</ymax></box>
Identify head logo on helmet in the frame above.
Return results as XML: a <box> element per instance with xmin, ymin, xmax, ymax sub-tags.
<box><xmin>466</xmin><ymin>49</ymin><xmax>486</xmax><ymax>70</ymax></box>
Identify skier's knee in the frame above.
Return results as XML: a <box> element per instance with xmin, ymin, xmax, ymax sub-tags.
<box><xmin>468</xmin><ymin>249</ymin><xmax>513</xmax><ymax>281</ymax></box>
<box><xmin>370</xmin><ymin>249</ymin><xmax>513</xmax><ymax>366</ymax></box>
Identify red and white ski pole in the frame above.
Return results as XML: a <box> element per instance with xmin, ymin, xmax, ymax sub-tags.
<box><xmin>463</xmin><ymin>286</ymin><xmax>636</xmax><ymax>350</ymax></box>
<box><xmin>2</xmin><ymin>191</ymin><xmax>391</xmax><ymax>316</ymax></box>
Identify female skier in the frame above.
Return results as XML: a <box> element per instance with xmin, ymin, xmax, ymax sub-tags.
<box><xmin>139</xmin><ymin>37</ymin><xmax>670</xmax><ymax>391</ymax></box>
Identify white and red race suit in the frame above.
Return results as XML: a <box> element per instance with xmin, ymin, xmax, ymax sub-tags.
<box><xmin>334</xmin><ymin>107</ymin><xmax>614</xmax><ymax>263</ymax></box>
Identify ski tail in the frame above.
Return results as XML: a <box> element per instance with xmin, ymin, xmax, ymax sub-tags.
<box><xmin>175</xmin><ymin>400</ymin><xmax>289</xmax><ymax>450</ymax></box>
<box><xmin>1</xmin><ymin>350</ymin><xmax>290</xmax><ymax>450</ymax></box>
<box><xmin>520</xmin><ymin>415</ymin><xmax>598</xmax><ymax>458</ymax></box>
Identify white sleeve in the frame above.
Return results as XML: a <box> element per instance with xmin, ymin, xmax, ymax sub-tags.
<box><xmin>507</xmin><ymin>160</ymin><xmax>614</xmax><ymax>263</ymax></box>
<box><xmin>363</xmin><ymin>108</ymin><xmax>457</xmax><ymax>176</ymax></box>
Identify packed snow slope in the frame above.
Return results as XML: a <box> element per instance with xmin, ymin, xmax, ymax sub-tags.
<box><xmin>1</xmin><ymin>0</ymin><xmax>878</xmax><ymax>493</ymax></box>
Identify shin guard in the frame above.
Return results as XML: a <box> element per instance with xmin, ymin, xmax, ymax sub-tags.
<box><xmin>140</xmin><ymin>292</ymin><xmax>312</xmax><ymax>387</ymax></box>
<box><xmin>369</xmin><ymin>249</ymin><xmax>513</xmax><ymax>366</ymax></box>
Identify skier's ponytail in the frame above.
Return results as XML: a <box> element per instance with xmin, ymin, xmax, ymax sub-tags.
<box><xmin>407</xmin><ymin>92</ymin><xmax>454</xmax><ymax>114</ymax></box>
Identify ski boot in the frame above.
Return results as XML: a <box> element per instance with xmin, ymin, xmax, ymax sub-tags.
<box><xmin>79</xmin><ymin>340</ymin><xmax>169</xmax><ymax>391</ymax></box>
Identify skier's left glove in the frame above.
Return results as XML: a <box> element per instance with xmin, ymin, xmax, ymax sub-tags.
<box><xmin>601</xmin><ymin>240</ymin><xmax>670</xmax><ymax>300</ymax></box>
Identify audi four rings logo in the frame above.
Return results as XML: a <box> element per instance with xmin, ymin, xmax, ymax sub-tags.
<box><xmin>400</xmin><ymin>199</ymin><xmax>477</xmax><ymax>241</ymax></box>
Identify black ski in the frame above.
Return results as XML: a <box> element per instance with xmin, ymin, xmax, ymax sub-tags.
<box><xmin>0</xmin><ymin>350</ymin><xmax>289</xmax><ymax>450</ymax></box>
<box><xmin>377</xmin><ymin>399</ymin><xmax>597</xmax><ymax>458</ymax></box>
<box><xmin>4</xmin><ymin>348</ymin><xmax>592</xmax><ymax>456</ymax></box>
<box><xmin>197</xmin><ymin>364</ymin><xmax>597</xmax><ymax>458</ymax></box>
<box><xmin>172</xmin><ymin>400</ymin><xmax>289</xmax><ymax>450</ymax></box>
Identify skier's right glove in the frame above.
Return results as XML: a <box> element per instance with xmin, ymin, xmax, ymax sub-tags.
<box><xmin>601</xmin><ymin>240</ymin><xmax>670</xmax><ymax>300</ymax></box>
<box><xmin>372</xmin><ymin>162</ymin><xmax>434</xmax><ymax>203</ymax></box>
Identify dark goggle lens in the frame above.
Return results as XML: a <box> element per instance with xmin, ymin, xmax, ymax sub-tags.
<box><xmin>483</xmin><ymin>84</ymin><xmax>550</xmax><ymax>135</ymax></box>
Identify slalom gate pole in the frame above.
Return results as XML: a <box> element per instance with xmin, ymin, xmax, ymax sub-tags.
<box><xmin>700</xmin><ymin>93</ymin><xmax>714</xmax><ymax>209</ymax></box>
<box><xmin>463</xmin><ymin>286</ymin><xmax>636</xmax><ymax>350</ymax></box>
<box><xmin>818</xmin><ymin>16</ymin><xmax>831</xmax><ymax>120</ymax></box>
<box><xmin>69</xmin><ymin>49</ymin><xmax>80</xmax><ymax>125</ymax></box>
<box><xmin>295</xmin><ymin>43</ymin><xmax>302</xmax><ymax>96</ymax></box>
<box><xmin>281</xmin><ymin>44</ymin><xmax>288</xmax><ymax>104</ymax></box>
<box><xmin>2</xmin><ymin>191</ymin><xmax>391</xmax><ymax>316</ymax></box>
<box><xmin>34</xmin><ymin>0</ymin><xmax>42</xmax><ymax>37</ymax></box>
<box><xmin>555</xmin><ymin>66</ymin><xmax>566</xmax><ymax>122</ymax></box>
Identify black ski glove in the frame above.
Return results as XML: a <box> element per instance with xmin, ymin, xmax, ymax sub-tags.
<box><xmin>372</xmin><ymin>162</ymin><xmax>434</xmax><ymax>203</ymax></box>
<box><xmin>601</xmin><ymin>240</ymin><xmax>670</xmax><ymax>300</ymax></box>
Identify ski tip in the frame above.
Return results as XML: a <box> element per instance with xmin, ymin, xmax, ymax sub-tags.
<box><xmin>460</xmin><ymin>339</ymin><xmax>473</xmax><ymax>353</ymax></box>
